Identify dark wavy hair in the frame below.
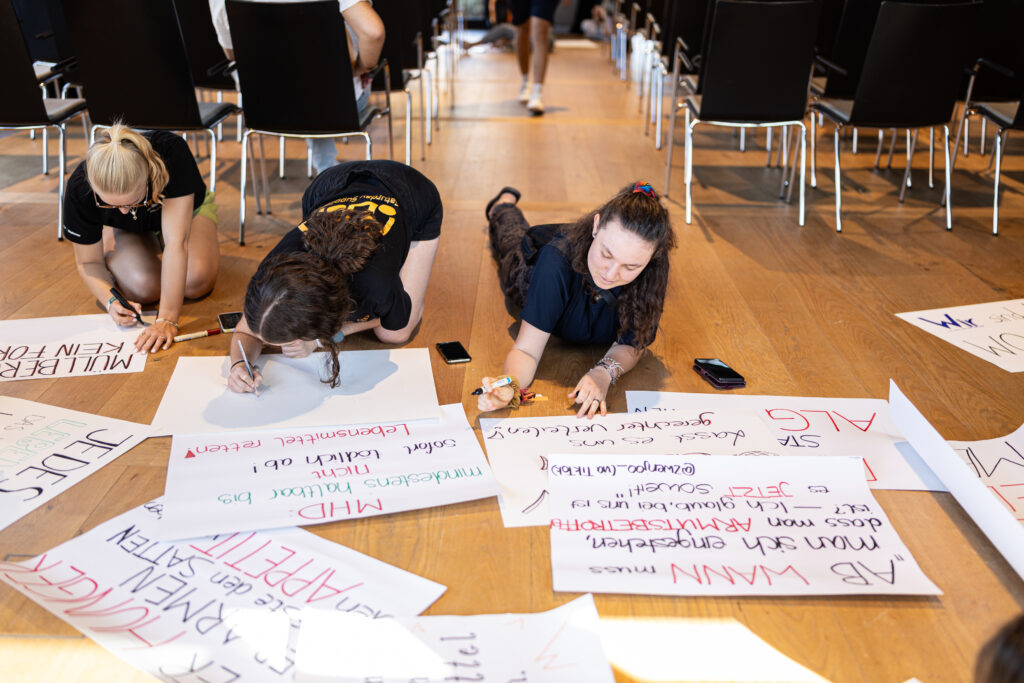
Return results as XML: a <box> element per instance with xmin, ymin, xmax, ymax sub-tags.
<box><xmin>244</xmin><ymin>208</ymin><xmax>383</xmax><ymax>387</ymax></box>
<box><xmin>556</xmin><ymin>183</ymin><xmax>674</xmax><ymax>350</ymax></box>
<box><xmin>976</xmin><ymin>614</ymin><xmax>1024</xmax><ymax>683</ymax></box>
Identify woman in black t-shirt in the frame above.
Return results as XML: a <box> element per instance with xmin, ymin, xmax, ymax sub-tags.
<box><xmin>227</xmin><ymin>161</ymin><xmax>443</xmax><ymax>393</ymax></box>
<box><xmin>478</xmin><ymin>182</ymin><xmax>675</xmax><ymax>418</ymax></box>
<box><xmin>63</xmin><ymin>123</ymin><xmax>220</xmax><ymax>353</ymax></box>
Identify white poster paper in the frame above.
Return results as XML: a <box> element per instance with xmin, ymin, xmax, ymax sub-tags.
<box><xmin>159</xmin><ymin>404</ymin><xmax>499</xmax><ymax>540</ymax></box>
<box><xmin>295</xmin><ymin>594</ymin><xmax>612</xmax><ymax>683</ymax></box>
<box><xmin>948</xmin><ymin>424</ymin><xmax>1024</xmax><ymax>523</ymax></box>
<box><xmin>895</xmin><ymin>298</ymin><xmax>1024</xmax><ymax>372</ymax></box>
<box><xmin>0</xmin><ymin>500</ymin><xmax>446</xmax><ymax>681</ymax></box>
<box><xmin>480</xmin><ymin>410</ymin><xmax>778</xmax><ymax>528</ymax></box>
<box><xmin>0</xmin><ymin>397</ymin><xmax>149</xmax><ymax>532</ymax></box>
<box><xmin>151</xmin><ymin>349</ymin><xmax>441</xmax><ymax>435</ymax></box>
<box><xmin>548</xmin><ymin>453</ymin><xmax>940</xmax><ymax>596</ymax></box>
<box><xmin>627</xmin><ymin>391</ymin><xmax>942</xmax><ymax>491</ymax></box>
<box><xmin>889</xmin><ymin>380</ymin><xmax>1024</xmax><ymax>581</ymax></box>
<box><xmin>0</xmin><ymin>314</ymin><xmax>146</xmax><ymax>382</ymax></box>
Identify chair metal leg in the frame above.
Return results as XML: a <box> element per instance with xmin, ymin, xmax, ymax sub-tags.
<box><xmin>810</xmin><ymin>115</ymin><xmax>816</xmax><ymax>188</ymax></box>
<box><xmin>980</xmin><ymin>117</ymin><xmax>986</xmax><ymax>155</ymax></box>
<box><xmin>950</xmin><ymin>100</ymin><xmax>968</xmax><ymax>163</ymax></box>
<box><xmin>964</xmin><ymin>116</ymin><xmax>970</xmax><ymax>157</ymax></box>
<box><xmin>779</xmin><ymin>126</ymin><xmax>791</xmax><ymax>198</ymax></box>
<box><xmin>405</xmin><ymin>89</ymin><xmax>413</xmax><ymax>166</ymax></box>
<box><xmin>684</xmin><ymin>112</ymin><xmax>694</xmax><ymax>224</ymax></box>
<box><xmin>992</xmin><ymin>128</ymin><xmax>1005</xmax><ymax>235</ymax></box>
<box><xmin>307</xmin><ymin>144</ymin><xmax>313</xmax><ymax>179</ymax></box>
<box><xmin>786</xmin><ymin>126</ymin><xmax>800</xmax><ymax>205</ymax></box>
<box><xmin>419</xmin><ymin>70</ymin><xmax>427</xmax><ymax>159</ymax></box>
<box><xmin>905</xmin><ymin>130</ymin><xmax>912</xmax><ymax>189</ymax></box>
<box><xmin>257</xmin><ymin>134</ymin><xmax>271</xmax><ymax>215</ymax></box>
<box><xmin>766</xmin><ymin>126</ymin><xmax>774</xmax><ymax>167</ymax></box>
<box><xmin>654</xmin><ymin>66</ymin><xmax>665</xmax><ymax>150</ymax></box>
<box><xmin>928</xmin><ymin>128</ymin><xmax>934</xmax><ymax>189</ymax></box>
<box><xmin>834</xmin><ymin>126</ymin><xmax>842</xmax><ymax>233</ymax></box>
<box><xmin>739</xmin><ymin>128</ymin><xmax>746</xmax><ymax>152</ymax></box>
<box><xmin>664</xmin><ymin>74</ymin><xmax>681</xmax><ymax>197</ymax></box>
<box><xmin>239</xmin><ymin>130</ymin><xmax>249</xmax><ymax>245</ymax></box>
<box><xmin>797</xmin><ymin>122</ymin><xmax>806</xmax><ymax>225</ymax></box>
<box><xmin>385</xmin><ymin>85</ymin><xmax>394</xmax><ymax>161</ymax></box>
<box><xmin>943</xmin><ymin>124</ymin><xmax>952</xmax><ymax>230</ymax></box>
<box><xmin>852</xmin><ymin>127</ymin><xmax>858</xmax><ymax>154</ymax></box>
<box><xmin>57</xmin><ymin>125</ymin><xmax>66</xmax><ymax>240</ymax></box>
<box><xmin>363</xmin><ymin>132</ymin><xmax>372</xmax><ymax>160</ymax></box>
<box><xmin>898</xmin><ymin>130</ymin><xmax>917</xmax><ymax>203</ymax></box>
<box><xmin>279</xmin><ymin>136</ymin><xmax>286</xmax><ymax>179</ymax></box>
<box><xmin>208</xmin><ymin>129</ymin><xmax>217</xmax><ymax>192</ymax></box>
<box><xmin>874</xmin><ymin>130</ymin><xmax>884</xmax><ymax>169</ymax></box>
<box><xmin>42</xmin><ymin>128</ymin><xmax>49</xmax><ymax>175</ymax></box>
<box><xmin>216</xmin><ymin>91</ymin><xmax>224</xmax><ymax>142</ymax></box>
<box><xmin>886</xmin><ymin>129</ymin><xmax>897</xmax><ymax>169</ymax></box>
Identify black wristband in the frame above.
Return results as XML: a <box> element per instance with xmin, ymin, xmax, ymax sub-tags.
<box><xmin>231</xmin><ymin>359</ymin><xmax>247</xmax><ymax>369</ymax></box>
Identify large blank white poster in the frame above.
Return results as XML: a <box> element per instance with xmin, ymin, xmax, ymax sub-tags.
<box><xmin>0</xmin><ymin>314</ymin><xmax>146</xmax><ymax>382</ymax></box>
<box><xmin>627</xmin><ymin>391</ymin><xmax>942</xmax><ymax>491</ymax></box>
<box><xmin>895</xmin><ymin>298</ymin><xmax>1024</xmax><ymax>372</ymax></box>
<box><xmin>158</xmin><ymin>404</ymin><xmax>499</xmax><ymax>539</ymax></box>
<box><xmin>151</xmin><ymin>349</ymin><xmax>441</xmax><ymax>434</ymax></box>
<box><xmin>548</xmin><ymin>453</ymin><xmax>940</xmax><ymax>596</ymax></box>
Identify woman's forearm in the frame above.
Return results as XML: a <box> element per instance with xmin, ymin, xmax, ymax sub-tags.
<box><xmin>502</xmin><ymin>346</ymin><xmax>541</xmax><ymax>388</ymax></box>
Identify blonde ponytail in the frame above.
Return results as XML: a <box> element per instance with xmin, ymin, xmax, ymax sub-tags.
<box><xmin>86</xmin><ymin>122</ymin><xmax>170</xmax><ymax>206</ymax></box>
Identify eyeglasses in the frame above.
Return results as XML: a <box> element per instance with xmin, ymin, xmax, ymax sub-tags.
<box><xmin>93</xmin><ymin>184</ymin><xmax>153</xmax><ymax>220</ymax></box>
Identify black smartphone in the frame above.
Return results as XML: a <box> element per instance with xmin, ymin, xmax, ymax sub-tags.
<box><xmin>218</xmin><ymin>311</ymin><xmax>243</xmax><ymax>333</ymax></box>
<box><xmin>436</xmin><ymin>341</ymin><xmax>472</xmax><ymax>364</ymax></box>
<box><xmin>693</xmin><ymin>358</ymin><xmax>746</xmax><ymax>389</ymax></box>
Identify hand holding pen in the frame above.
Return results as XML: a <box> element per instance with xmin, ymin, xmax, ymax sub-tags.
<box><xmin>475</xmin><ymin>376</ymin><xmax>517</xmax><ymax>412</ymax></box>
<box><xmin>107</xmin><ymin>286</ymin><xmax>144</xmax><ymax>327</ymax></box>
<box><xmin>228</xmin><ymin>339</ymin><xmax>263</xmax><ymax>395</ymax></box>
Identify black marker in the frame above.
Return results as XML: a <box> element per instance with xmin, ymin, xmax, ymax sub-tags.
<box><xmin>109</xmin><ymin>286</ymin><xmax>144</xmax><ymax>326</ymax></box>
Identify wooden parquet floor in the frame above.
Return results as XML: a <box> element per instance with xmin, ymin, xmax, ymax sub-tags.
<box><xmin>1</xmin><ymin>38</ymin><xmax>1023</xmax><ymax>682</ymax></box>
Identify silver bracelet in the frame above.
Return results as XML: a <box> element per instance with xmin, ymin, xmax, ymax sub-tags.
<box><xmin>594</xmin><ymin>356</ymin><xmax>624</xmax><ymax>385</ymax></box>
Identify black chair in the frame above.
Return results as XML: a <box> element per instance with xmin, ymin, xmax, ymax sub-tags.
<box><xmin>665</xmin><ymin>0</ymin><xmax>820</xmax><ymax>227</ymax></box>
<box><xmin>811</xmin><ymin>1</ymin><xmax>976</xmax><ymax>232</ymax></box>
<box><xmin>659</xmin><ymin>0</ymin><xmax>711</xmax><ymax>149</ymax></box>
<box><xmin>59</xmin><ymin>0</ymin><xmax>237</xmax><ymax>191</ymax></box>
<box><xmin>972</xmin><ymin>96</ymin><xmax>1023</xmax><ymax>235</ymax></box>
<box><xmin>226</xmin><ymin>0</ymin><xmax>393</xmax><ymax>245</ymax></box>
<box><xmin>174</xmin><ymin>0</ymin><xmax>240</xmax><ymax>143</ymax></box>
<box><xmin>949</xmin><ymin>0</ymin><xmax>1024</xmax><ymax>161</ymax></box>
<box><xmin>375</xmin><ymin>0</ymin><xmax>431</xmax><ymax>164</ymax></box>
<box><xmin>1</xmin><ymin>0</ymin><xmax>86</xmax><ymax>238</ymax></box>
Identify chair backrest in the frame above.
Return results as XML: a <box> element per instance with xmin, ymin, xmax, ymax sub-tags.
<box><xmin>850</xmin><ymin>1</ymin><xmax>975</xmax><ymax>128</ymax></box>
<box><xmin>662</xmin><ymin>0</ymin><xmax>708</xmax><ymax>61</ymax></box>
<box><xmin>226</xmin><ymin>0</ymin><xmax>361</xmax><ymax>135</ymax></box>
<box><xmin>698</xmin><ymin>0</ymin><xmax>820</xmax><ymax>123</ymax></box>
<box><xmin>174</xmin><ymin>0</ymin><xmax>236</xmax><ymax>91</ymax></box>
<box><xmin>963</xmin><ymin>0</ymin><xmax>1024</xmax><ymax>101</ymax></box>
<box><xmin>60</xmin><ymin>0</ymin><xmax>202</xmax><ymax>129</ymax></box>
<box><xmin>821</xmin><ymin>0</ymin><xmax>883</xmax><ymax>98</ymax></box>
<box><xmin>0</xmin><ymin>0</ymin><xmax>51</xmax><ymax>124</ymax></box>
<box><xmin>374</xmin><ymin>0</ymin><xmax>420</xmax><ymax>89</ymax></box>
<box><xmin>814</xmin><ymin>0</ymin><xmax>845</xmax><ymax>61</ymax></box>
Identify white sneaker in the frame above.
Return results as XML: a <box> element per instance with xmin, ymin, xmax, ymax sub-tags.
<box><xmin>518</xmin><ymin>82</ymin><xmax>530</xmax><ymax>104</ymax></box>
<box><xmin>527</xmin><ymin>93</ymin><xmax>544</xmax><ymax>115</ymax></box>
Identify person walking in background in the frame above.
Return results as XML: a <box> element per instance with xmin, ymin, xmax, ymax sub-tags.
<box><xmin>510</xmin><ymin>0</ymin><xmax>561</xmax><ymax>115</ymax></box>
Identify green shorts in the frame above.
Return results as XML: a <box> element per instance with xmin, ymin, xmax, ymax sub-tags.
<box><xmin>193</xmin><ymin>190</ymin><xmax>218</xmax><ymax>224</ymax></box>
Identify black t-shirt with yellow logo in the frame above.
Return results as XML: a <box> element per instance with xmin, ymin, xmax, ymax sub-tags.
<box><xmin>260</xmin><ymin>161</ymin><xmax>443</xmax><ymax>331</ymax></box>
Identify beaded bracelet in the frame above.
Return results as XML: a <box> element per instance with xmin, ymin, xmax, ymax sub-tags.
<box><xmin>594</xmin><ymin>356</ymin><xmax>624</xmax><ymax>385</ymax></box>
<box><xmin>106</xmin><ymin>295</ymin><xmax>117</xmax><ymax>311</ymax></box>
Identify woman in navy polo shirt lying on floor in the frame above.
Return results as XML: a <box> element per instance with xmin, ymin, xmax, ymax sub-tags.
<box><xmin>478</xmin><ymin>182</ymin><xmax>675</xmax><ymax>418</ymax></box>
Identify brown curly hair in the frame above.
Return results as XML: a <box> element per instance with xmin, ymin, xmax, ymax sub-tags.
<box><xmin>244</xmin><ymin>208</ymin><xmax>383</xmax><ymax>387</ymax></box>
<box><xmin>556</xmin><ymin>183</ymin><xmax>674</xmax><ymax>350</ymax></box>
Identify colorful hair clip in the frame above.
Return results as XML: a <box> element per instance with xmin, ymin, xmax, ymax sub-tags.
<box><xmin>632</xmin><ymin>182</ymin><xmax>655</xmax><ymax>198</ymax></box>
